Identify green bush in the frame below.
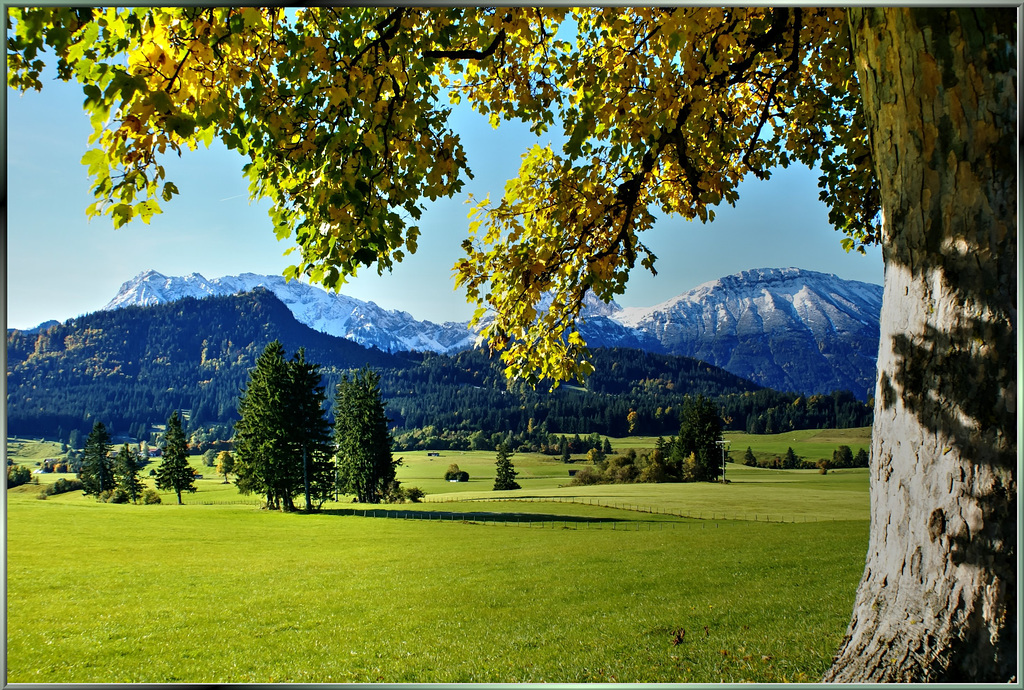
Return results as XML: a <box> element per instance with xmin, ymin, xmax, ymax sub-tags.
<box><xmin>7</xmin><ymin>465</ymin><xmax>32</xmax><ymax>488</ymax></box>
<box><xmin>142</xmin><ymin>488</ymin><xmax>161</xmax><ymax>505</ymax></box>
<box><xmin>44</xmin><ymin>477</ymin><xmax>85</xmax><ymax>496</ymax></box>
<box><xmin>443</xmin><ymin>464</ymin><xmax>469</xmax><ymax>482</ymax></box>
<box><xmin>569</xmin><ymin>466</ymin><xmax>603</xmax><ymax>486</ymax></box>
<box><xmin>405</xmin><ymin>486</ymin><xmax>424</xmax><ymax>503</ymax></box>
<box><xmin>108</xmin><ymin>488</ymin><xmax>130</xmax><ymax>504</ymax></box>
<box><xmin>383</xmin><ymin>481</ymin><xmax>406</xmax><ymax>503</ymax></box>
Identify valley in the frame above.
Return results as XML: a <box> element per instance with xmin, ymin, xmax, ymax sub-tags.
<box><xmin>7</xmin><ymin>432</ymin><xmax>870</xmax><ymax>683</ymax></box>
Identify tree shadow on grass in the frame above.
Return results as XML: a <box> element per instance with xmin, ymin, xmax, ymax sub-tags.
<box><xmin>322</xmin><ymin>507</ymin><xmax>627</xmax><ymax>524</ymax></box>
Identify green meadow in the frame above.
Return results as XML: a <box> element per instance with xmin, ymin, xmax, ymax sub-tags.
<box><xmin>6</xmin><ymin>433</ymin><xmax>870</xmax><ymax>683</ymax></box>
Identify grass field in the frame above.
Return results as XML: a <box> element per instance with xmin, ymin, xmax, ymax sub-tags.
<box><xmin>6</xmin><ymin>434</ymin><xmax>871</xmax><ymax>683</ymax></box>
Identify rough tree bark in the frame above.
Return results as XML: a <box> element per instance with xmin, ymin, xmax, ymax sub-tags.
<box><xmin>824</xmin><ymin>9</ymin><xmax>1017</xmax><ymax>682</ymax></box>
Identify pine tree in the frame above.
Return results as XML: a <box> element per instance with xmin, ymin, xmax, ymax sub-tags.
<box><xmin>744</xmin><ymin>446</ymin><xmax>758</xmax><ymax>467</ymax></box>
<box><xmin>334</xmin><ymin>367</ymin><xmax>399</xmax><ymax>504</ymax></box>
<box><xmin>783</xmin><ymin>447</ymin><xmax>800</xmax><ymax>469</ymax></box>
<box><xmin>79</xmin><ymin>420</ymin><xmax>113</xmax><ymax>498</ymax></box>
<box><xmin>493</xmin><ymin>442</ymin><xmax>520</xmax><ymax>491</ymax></box>
<box><xmin>233</xmin><ymin>341</ymin><xmax>291</xmax><ymax>509</ymax></box>
<box><xmin>234</xmin><ymin>343</ymin><xmax>335</xmax><ymax>511</ymax></box>
<box><xmin>672</xmin><ymin>395</ymin><xmax>724</xmax><ymax>482</ymax></box>
<box><xmin>156</xmin><ymin>410</ymin><xmax>196</xmax><ymax>504</ymax></box>
<box><xmin>114</xmin><ymin>442</ymin><xmax>145</xmax><ymax>503</ymax></box>
<box><xmin>559</xmin><ymin>436</ymin><xmax>570</xmax><ymax>463</ymax></box>
<box><xmin>286</xmin><ymin>348</ymin><xmax>334</xmax><ymax>511</ymax></box>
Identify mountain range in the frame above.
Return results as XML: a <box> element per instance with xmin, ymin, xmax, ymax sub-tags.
<box><xmin>95</xmin><ymin>267</ymin><xmax>882</xmax><ymax>399</ymax></box>
<box><xmin>7</xmin><ymin>288</ymin><xmax>873</xmax><ymax>445</ymax></box>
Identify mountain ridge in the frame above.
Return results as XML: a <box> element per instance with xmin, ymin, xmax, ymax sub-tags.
<box><xmin>69</xmin><ymin>266</ymin><xmax>881</xmax><ymax>398</ymax></box>
<box><xmin>8</xmin><ymin>289</ymin><xmax>870</xmax><ymax>447</ymax></box>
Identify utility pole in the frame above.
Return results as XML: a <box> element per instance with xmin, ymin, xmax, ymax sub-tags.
<box><xmin>716</xmin><ymin>439</ymin><xmax>731</xmax><ymax>483</ymax></box>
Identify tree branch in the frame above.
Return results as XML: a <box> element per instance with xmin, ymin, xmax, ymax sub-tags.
<box><xmin>422</xmin><ymin>28</ymin><xmax>506</xmax><ymax>60</ymax></box>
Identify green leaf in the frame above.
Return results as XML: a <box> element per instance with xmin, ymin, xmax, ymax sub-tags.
<box><xmin>160</xmin><ymin>181</ymin><xmax>179</xmax><ymax>202</ymax></box>
<box><xmin>111</xmin><ymin>203</ymin><xmax>133</xmax><ymax>227</ymax></box>
<box><xmin>80</xmin><ymin>148</ymin><xmax>108</xmax><ymax>177</ymax></box>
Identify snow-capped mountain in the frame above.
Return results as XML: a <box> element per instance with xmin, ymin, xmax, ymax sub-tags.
<box><xmin>101</xmin><ymin>267</ymin><xmax>882</xmax><ymax>398</ymax></box>
<box><xmin>102</xmin><ymin>270</ymin><xmax>478</xmax><ymax>354</ymax></box>
<box><xmin>613</xmin><ymin>267</ymin><xmax>882</xmax><ymax>397</ymax></box>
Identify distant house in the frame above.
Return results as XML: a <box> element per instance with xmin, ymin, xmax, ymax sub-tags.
<box><xmin>427</xmin><ymin>452</ymin><xmax>440</xmax><ymax>458</ymax></box>
<box><xmin>148</xmin><ymin>448</ymin><xmax>162</xmax><ymax>457</ymax></box>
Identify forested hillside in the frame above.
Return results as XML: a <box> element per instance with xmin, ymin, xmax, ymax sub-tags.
<box><xmin>7</xmin><ymin>291</ymin><xmax>872</xmax><ymax>448</ymax></box>
<box><xmin>6</xmin><ymin>289</ymin><xmax>405</xmax><ymax>441</ymax></box>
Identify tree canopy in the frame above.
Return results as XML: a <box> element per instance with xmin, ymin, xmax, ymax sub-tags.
<box><xmin>7</xmin><ymin>7</ymin><xmax>877</xmax><ymax>384</ymax></box>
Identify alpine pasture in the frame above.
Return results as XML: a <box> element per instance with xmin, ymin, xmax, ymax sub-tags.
<box><xmin>7</xmin><ymin>430</ymin><xmax>870</xmax><ymax>683</ymax></box>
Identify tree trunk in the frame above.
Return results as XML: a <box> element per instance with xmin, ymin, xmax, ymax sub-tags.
<box><xmin>303</xmin><ymin>446</ymin><xmax>312</xmax><ymax>512</ymax></box>
<box><xmin>824</xmin><ymin>9</ymin><xmax>1017</xmax><ymax>682</ymax></box>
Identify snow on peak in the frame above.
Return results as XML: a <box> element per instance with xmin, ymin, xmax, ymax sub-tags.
<box><xmin>101</xmin><ymin>270</ymin><xmax>476</xmax><ymax>354</ymax></box>
<box><xmin>99</xmin><ymin>266</ymin><xmax>882</xmax><ymax>396</ymax></box>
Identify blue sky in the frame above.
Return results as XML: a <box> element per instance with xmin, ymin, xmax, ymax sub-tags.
<box><xmin>6</xmin><ymin>67</ymin><xmax>883</xmax><ymax>330</ymax></box>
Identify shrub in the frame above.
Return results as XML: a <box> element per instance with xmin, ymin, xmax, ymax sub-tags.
<box><xmin>108</xmin><ymin>487</ymin><xmax>130</xmax><ymax>504</ymax></box>
<box><xmin>383</xmin><ymin>480</ymin><xmax>406</xmax><ymax>503</ymax></box>
<box><xmin>48</xmin><ymin>477</ymin><xmax>84</xmax><ymax>495</ymax></box>
<box><xmin>7</xmin><ymin>465</ymin><xmax>32</xmax><ymax>488</ymax></box>
<box><xmin>142</xmin><ymin>488</ymin><xmax>161</xmax><ymax>505</ymax></box>
<box><xmin>97</xmin><ymin>489</ymin><xmax>113</xmax><ymax>502</ymax></box>
<box><xmin>833</xmin><ymin>445</ymin><xmax>854</xmax><ymax>468</ymax></box>
<box><xmin>444</xmin><ymin>464</ymin><xmax>469</xmax><ymax>482</ymax></box>
<box><xmin>569</xmin><ymin>466</ymin><xmax>603</xmax><ymax>486</ymax></box>
<box><xmin>405</xmin><ymin>486</ymin><xmax>424</xmax><ymax>503</ymax></box>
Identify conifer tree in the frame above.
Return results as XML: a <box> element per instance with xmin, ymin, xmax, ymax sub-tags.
<box><xmin>156</xmin><ymin>410</ymin><xmax>196</xmax><ymax>504</ymax></box>
<box><xmin>233</xmin><ymin>341</ymin><xmax>291</xmax><ymax>509</ymax></box>
<box><xmin>671</xmin><ymin>395</ymin><xmax>724</xmax><ymax>482</ymax></box>
<box><xmin>334</xmin><ymin>367</ymin><xmax>399</xmax><ymax>504</ymax></box>
<box><xmin>114</xmin><ymin>442</ymin><xmax>145</xmax><ymax>503</ymax></box>
<box><xmin>743</xmin><ymin>446</ymin><xmax>758</xmax><ymax>467</ymax></box>
<box><xmin>79</xmin><ymin>420</ymin><xmax>113</xmax><ymax>498</ymax></box>
<box><xmin>233</xmin><ymin>342</ymin><xmax>334</xmax><ymax>511</ymax></box>
<box><xmin>493</xmin><ymin>442</ymin><xmax>520</xmax><ymax>491</ymax></box>
<box><xmin>286</xmin><ymin>348</ymin><xmax>334</xmax><ymax>511</ymax></box>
